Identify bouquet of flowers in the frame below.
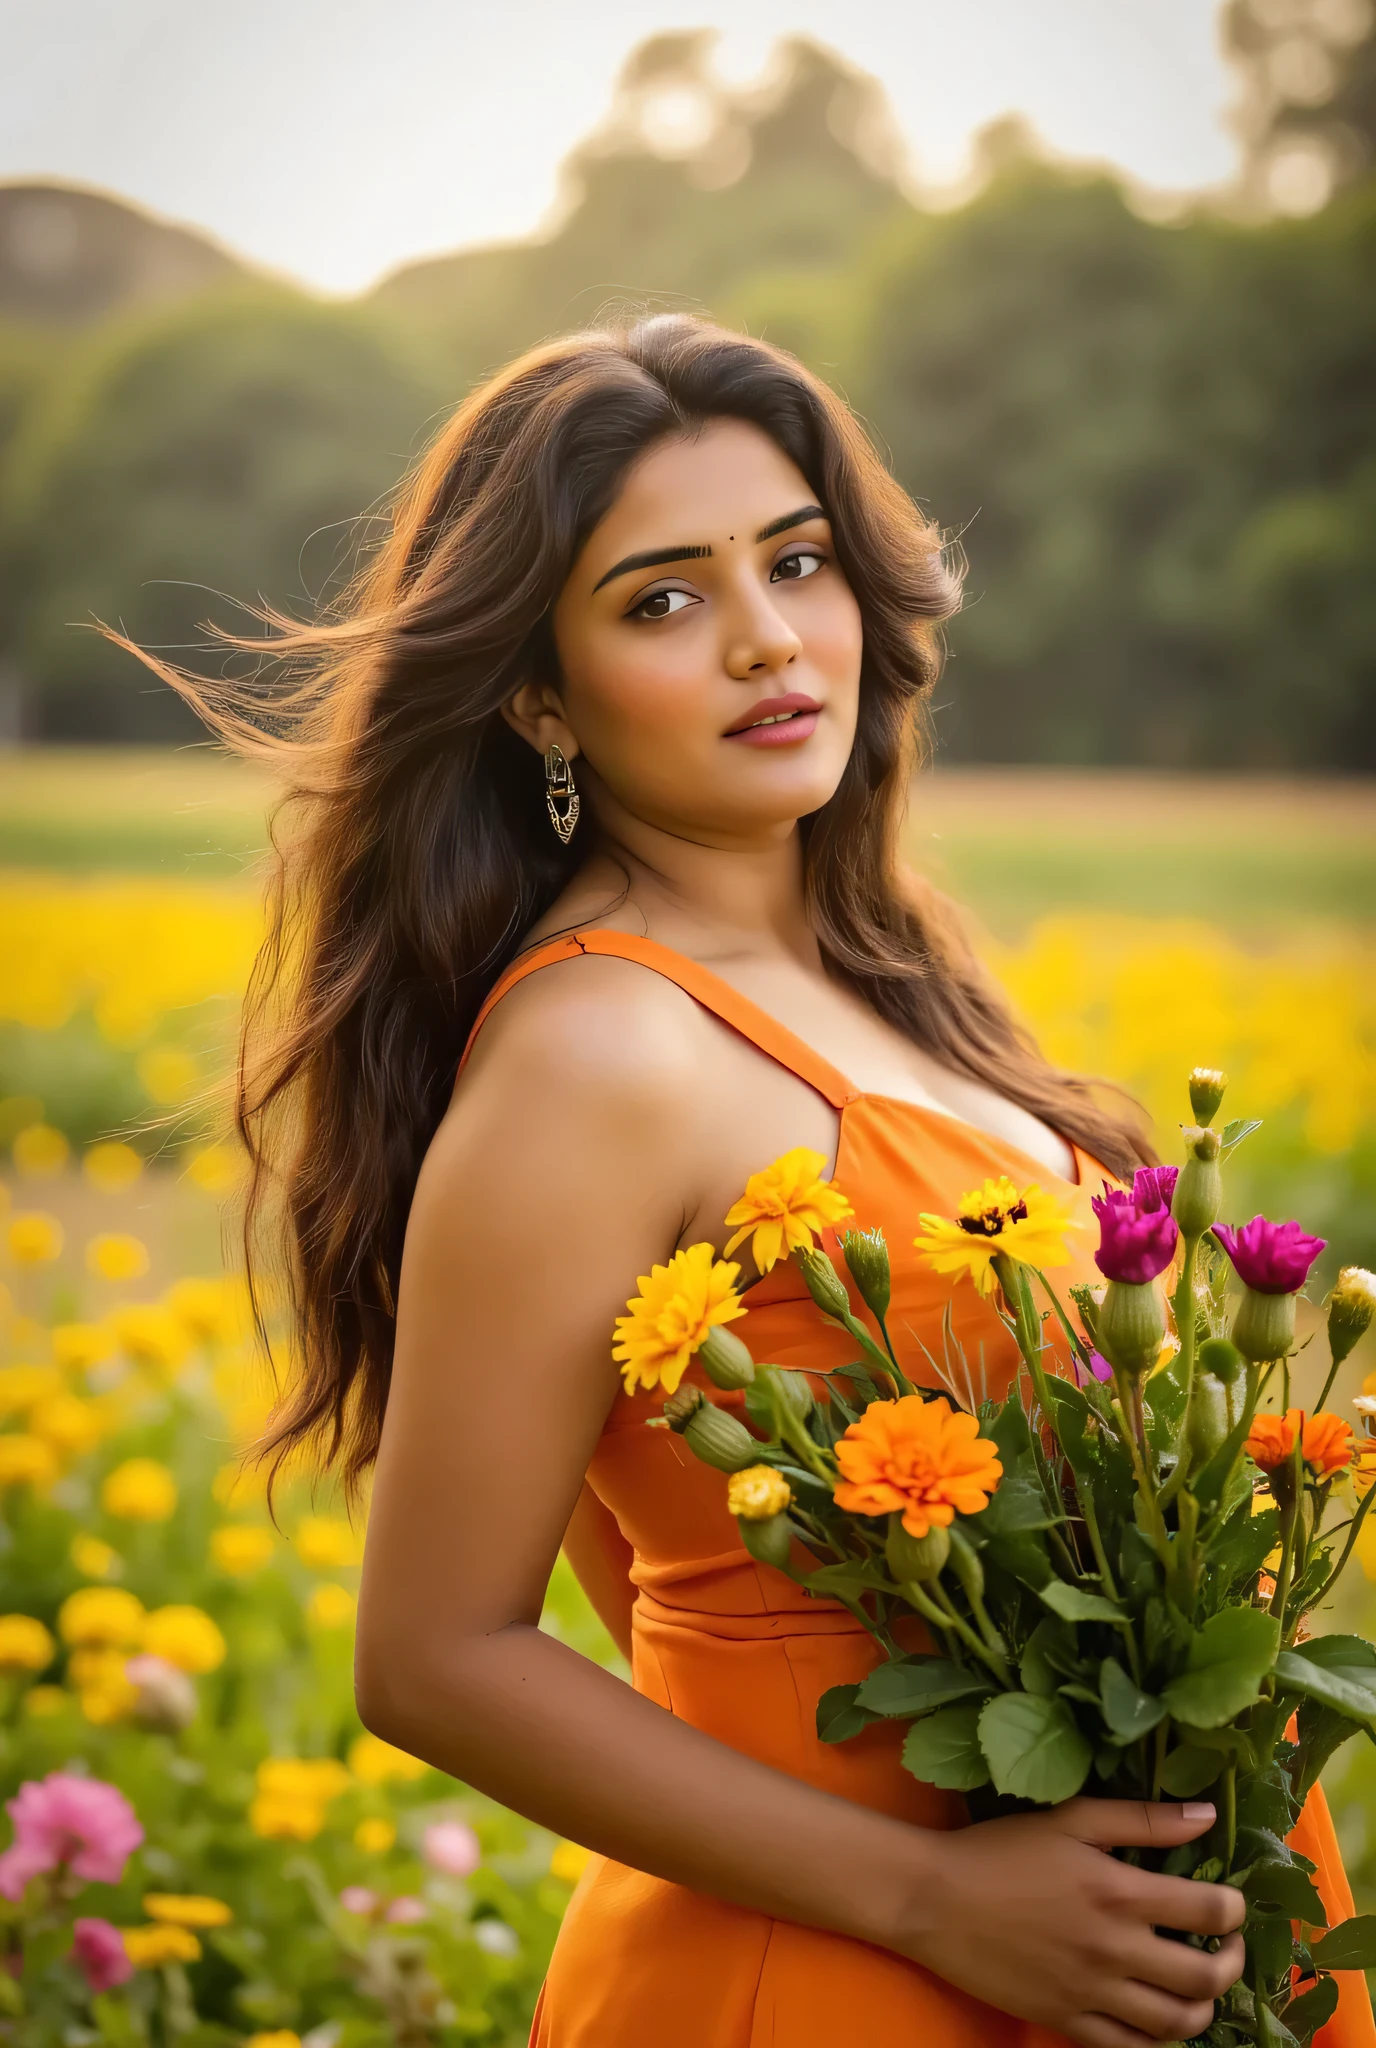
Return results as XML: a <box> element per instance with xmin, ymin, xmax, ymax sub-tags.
<box><xmin>618</xmin><ymin>1070</ymin><xmax>1376</xmax><ymax>2048</ymax></box>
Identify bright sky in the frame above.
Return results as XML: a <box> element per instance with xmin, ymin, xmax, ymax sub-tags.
<box><xmin>0</xmin><ymin>0</ymin><xmax>1238</xmax><ymax>296</ymax></box>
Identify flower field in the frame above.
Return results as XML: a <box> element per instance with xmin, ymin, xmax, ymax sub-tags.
<box><xmin>0</xmin><ymin>759</ymin><xmax>1373</xmax><ymax>2039</ymax></box>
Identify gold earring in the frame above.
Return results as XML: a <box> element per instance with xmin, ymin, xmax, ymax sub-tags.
<box><xmin>544</xmin><ymin>743</ymin><xmax>580</xmax><ymax>845</ymax></box>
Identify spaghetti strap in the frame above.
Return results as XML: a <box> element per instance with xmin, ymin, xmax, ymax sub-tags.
<box><xmin>457</xmin><ymin>929</ymin><xmax>859</xmax><ymax>1110</ymax></box>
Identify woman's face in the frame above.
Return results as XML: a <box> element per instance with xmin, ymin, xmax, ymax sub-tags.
<box><xmin>528</xmin><ymin>418</ymin><xmax>863</xmax><ymax>845</ymax></box>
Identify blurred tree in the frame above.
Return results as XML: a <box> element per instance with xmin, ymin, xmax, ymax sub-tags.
<box><xmin>0</xmin><ymin>287</ymin><xmax>448</xmax><ymax>739</ymax></box>
<box><xmin>1223</xmin><ymin>0</ymin><xmax>1376</xmax><ymax>211</ymax></box>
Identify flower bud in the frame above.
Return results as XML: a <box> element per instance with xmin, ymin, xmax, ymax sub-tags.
<box><xmin>738</xmin><ymin>1513</ymin><xmax>794</xmax><ymax>1571</ymax></box>
<box><xmin>1186</xmin><ymin>1374</ymin><xmax>1230</xmax><ymax>1475</ymax></box>
<box><xmin>124</xmin><ymin>1653</ymin><xmax>197</xmax><ymax>1735</ymax></box>
<box><xmin>1328</xmin><ymin>1267</ymin><xmax>1376</xmax><ymax>1368</ymax></box>
<box><xmin>1231</xmin><ymin>1286</ymin><xmax>1296</xmax><ymax>1365</ymax></box>
<box><xmin>1173</xmin><ymin>1126</ymin><xmax>1223</xmax><ymax>1238</ymax></box>
<box><xmin>841</xmin><ymin>1228</ymin><xmax>891</xmax><ymax>1322</ymax></box>
<box><xmin>699</xmin><ymin>1323</ymin><xmax>756</xmax><ymax>1391</ymax></box>
<box><xmin>663</xmin><ymin>1385</ymin><xmax>704</xmax><ymax>1432</ymax></box>
<box><xmin>1095</xmin><ymin>1279</ymin><xmax>1166</xmax><ymax>1377</ymax></box>
<box><xmin>796</xmin><ymin>1247</ymin><xmax>851</xmax><ymax>1321</ymax></box>
<box><xmin>682</xmin><ymin>1403</ymin><xmax>760</xmax><ymax>1474</ymax></box>
<box><xmin>726</xmin><ymin>1464</ymin><xmax>793</xmax><ymax>1522</ymax></box>
<box><xmin>776</xmin><ymin>1370</ymin><xmax>814</xmax><ymax>1421</ymax></box>
<box><xmin>1198</xmin><ymin>1335</ymin><xmax>1244</xmax><ymax>1387</ymax></box>
<box><xmin>1189</xmin><ymin>1068</ymin><xmax>1227</xmax><ymax>1126</ymax></box>
<box><xmin>885</xmin><ymin>1516</ymin><xmax>949</xmax><ymax>1583</ymax></box>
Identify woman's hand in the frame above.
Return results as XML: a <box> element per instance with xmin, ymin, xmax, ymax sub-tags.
<box><xmin>896</xmin><ymin>1798</ymin><xmax>1245</xmax><ymax>2048</ymax></box>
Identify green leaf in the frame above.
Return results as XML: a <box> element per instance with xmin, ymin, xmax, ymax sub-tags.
<box><xmin>1159</xmin><ymin>1744</ymin><xmax>1224</xmax><ymax>1796</ymax></box>
<box><xmin>1220</xmin><ymin>1118</ymin><xmax>1263</xmax><ymax>1154</ymax></box>
<box><xmin>1208</xmin><ymin>1502</ymin><xmax>1281</xmax><ymax>1589</ymax></box>
<box><xmin>902</xmin><ymin>1703</ymin><xmax>992</xmax><ymax>1790</ymax></box>
<box><xmin>1021</xmin><ymin>1616</ymin><xmax>1070</xmax><ymax>1696</ymax></box>
<box><xmin>856</xmin><ymin>1656</ymin><xmax>989</xmax><ymax>1719</ymax></box>
<box><xmin>978</xmin><ymin>1691</ymin><xmax>1093</xmax><ymax>1804</ymax></box>
<box><xmin>1284</xmin><ymin>1974</ymin><xmax>1340</xmax><ymax>2047</ymax></box>
<box><xmin>803</xmin><ymin>1558</ymin><xmax>894</xmax><ymax>1601</ymax></box>
<box><xmin>1243</xmin><ymin>1859</ymin><xmax>1328</xmax><ymax>1925</ymax></box>
<box><xmin>1237</xmin><ymin>1769</ymin><xmax>1297</xmax><ymax>1840</ymax></box>
<box><xmin>1039</xmin><ymin>1578</ymin><xmax>1127</xmax><ymax>1624</ymax></box>
<box><xmin>815</xmin><ymin>1683</ymin><xmax>876</xmax><ymax>1744</ymax></box>
<box><xmin>1310</xmin><ymin>1915</ymin><xmax>1376</xmax><ymax>1971</ymax></box>
<box><xmin>1161</xmin><ymin>1606</ymin><xmax>1279</xmax><ymax>1729</ymax></box>
<box><xmin>1100</xmin><ymin>1657</ymin><xmax>1167</xmax><ymax>1740</ymax></box>
<box><xmin>1274</xmin><ymin>1649</ymin><xmax>1376</xmax><ymax>1726</ymax></box>
<box><xmin>1294</xmin><ymin>1633</ymin><xmax>1376</xmax><ymax>1674</ymax></box>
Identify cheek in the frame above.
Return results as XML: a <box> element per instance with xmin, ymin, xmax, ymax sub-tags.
<box><xmin>564</xmin><ymin>630</ymin><xmax>715</xmax><ymax>754</ymax></box>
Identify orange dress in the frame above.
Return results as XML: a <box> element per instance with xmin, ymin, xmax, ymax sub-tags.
<box><xmin>461</xmin><ymin>930</ymin><xmax>1373</xmax><ymax>2048</ymax></box>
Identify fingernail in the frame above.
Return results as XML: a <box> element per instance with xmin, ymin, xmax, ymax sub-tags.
<box><xmin>1182</xmin><ymin>1802</ymin><xmax>1216</xmax><ymax>1823</ymax></box>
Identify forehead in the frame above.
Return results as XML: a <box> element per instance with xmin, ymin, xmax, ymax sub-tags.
<box><xmin>584</xmin><ymin>418</ymin><xmax>815</xmax><ymax>561</ymax></box>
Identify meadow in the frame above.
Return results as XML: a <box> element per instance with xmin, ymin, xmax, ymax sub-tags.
<box><xmin>0</xmin><ymin>749</ymin><xmax>1373</xmax><ymax>2044</ymax></box>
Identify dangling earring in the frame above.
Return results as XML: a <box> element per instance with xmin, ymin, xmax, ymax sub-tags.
<box><xmin>544</xmin><ymin>742</ymin><xmax>580</xmax><ymax>845</ymax></box>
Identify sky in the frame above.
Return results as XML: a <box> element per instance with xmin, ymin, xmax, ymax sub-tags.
<box><xmin>0</xmin><ymin>0</ymin><xmax>1240</xmax><ymax>297</ymax></box>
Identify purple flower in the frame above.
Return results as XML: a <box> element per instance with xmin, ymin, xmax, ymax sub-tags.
<box><xmin>1214</xmin><ymin>1217</ymin><xmax>1327</xmax><ymax>1295</ymax></box>
<box><xmin>385</xmin><ymin>1896</ymin><xmax>428</xmax><ymax>1925</ymax></box>
<box><xmin>1092</xmin><ymin>1182</ymin><xmax>1179</xmax><ymax>1285</ymax></box>
<box><xmin>422</xmin><ymin>1819</ymin><xmax>481</xmax><ymax>1878</ymax></box>
<box><xmin>72</xmin><ymin>1918</ymin><xmax>133</xmax><ymax>1993</ymax></box>
<box><xmin>1073</xmin><ymin>1351</ymin><xmax>1114</xmax><ymax>1389</ymax></box>
<box><xmin>0</xmin><ymin>1774</ymin><xmax>142</xmax><ymax>1902</ymax></box>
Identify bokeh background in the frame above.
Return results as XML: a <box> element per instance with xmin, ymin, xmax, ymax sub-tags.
<box><xmin>0</xmin><ymin>3</ymin><xmax>1373</xmax><ymax>2041</ymax></box>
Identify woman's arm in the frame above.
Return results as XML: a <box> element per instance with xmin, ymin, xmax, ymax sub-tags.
<box><xmin>561</xmin><ymin>1483</ymin><xmax>635</xmax><ymax>1666</ymax></box>
<box><xmin>355</xmin><ymin>959</ymin><xmax>1243</xmax><ymax>2048</ymax></box>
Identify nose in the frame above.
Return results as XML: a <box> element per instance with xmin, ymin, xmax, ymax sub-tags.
<box><xmin>721</xmin><ymin>575</ymin><xmax>802</xmax><ymax>682</ymax></box>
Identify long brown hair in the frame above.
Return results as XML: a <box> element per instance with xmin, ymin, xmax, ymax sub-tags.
<box><xmin>108</xmin><ymin>313</ymin><xmax>1149</xmax><ymax>1495</ymax></box>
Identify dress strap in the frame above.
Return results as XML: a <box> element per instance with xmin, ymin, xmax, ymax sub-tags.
<box><xmin>457</xmin><ymin>929</ymin><xmax>859</xmax><ymax>1110</ymax></box>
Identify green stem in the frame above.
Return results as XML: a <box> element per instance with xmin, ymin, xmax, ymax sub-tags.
<box><xmin>905</xmin><ymin>1578</ymin><xmax>1011</xmax><ymax>1686</ymax></box>
<box><xmin>1159</xmin><ymin>1233</ymin><xmax>1201</xmax><ymax>1509</ymax></box>
<box><xmin>1110</xmin><ymin>1371</ymin><xmax>1169</xmax><ymax>1562</ymax></box>
<box><xmin>1269</xmin><ymin>1449</ymin><xmax>1303</xmax><ymax>1628</ymax></box>
<box><xmin>1222</xmin><ymin>1762</ymin><xmax>1237</xmax><ymax>1868</ymax></box>
<box><xmin>1078</xmin><ymin>1484</ymin><xmax>1119</xmax><ymax>1601</ymax></box>
<box><xmin>1315</xmin><ymin>1347</ymin><xmax>1344</xmax><ymax>1415</ymax></box>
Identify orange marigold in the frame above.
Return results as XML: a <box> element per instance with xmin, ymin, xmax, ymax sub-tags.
<box><xmin>1246</xmin><ymin>1407</ymin><xmax>1354</xmax><ymax>1479</ymax></box>
<box><xmin>833</xmin><ymin>1395</ymin><xmax>1002</xmax><ymax>1539</ymax></box>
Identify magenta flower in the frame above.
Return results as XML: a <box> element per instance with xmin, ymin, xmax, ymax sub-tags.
<box><xmin>385</xmin><ymin>1896</ymin><xmax>428</xmax><ymax>1924</ymax></box>
<box><xmin>339</xmin><ymin>1886</ymin><xmax>380</xmax><ymax>1916</ymax></box>
<box><xmin>422</xmin><ymin>1819</ymin><xmax>481</xmax><ymax>1878</ymax></box>
<box><xmin>1092</xmin><ymin>1177</ymin><xmax>1179</xmax><ymax>1285</ymax></box>
<box><xmin>72</xmin><ymin>1918</ymin><xmax>133</xmax><ymax>1993</ymax></box>
<box><xmin>1214</xmin><ymin>1217</ymin><xmax>1327</xmax><ymax>1295</ymax></box>
<box><xmin>0</xmin><ymin>1774</ymin><xmax>143</xmax><ymax>1902</ymax></box>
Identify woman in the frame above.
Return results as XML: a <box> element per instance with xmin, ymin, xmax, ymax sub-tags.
<box><xmin>121</xmin><ymin>316</ymin><xmax>1366</xmax><ymax>2048</ymax></box>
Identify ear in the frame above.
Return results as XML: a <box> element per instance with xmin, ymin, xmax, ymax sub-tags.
<box><xmin>501</xmin><ymin>679</ymin><xmax>580</xmax><ymax>761</ymax></box>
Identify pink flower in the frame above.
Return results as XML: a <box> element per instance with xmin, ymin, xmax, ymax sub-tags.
<box><xmin>421</xmin><ymin>1820</ymin><xmax>481</xmax><ymax>1878</ymax></box>
<box><xmin>339</xmin><ymin>1886</ymin><xmax>380</xmax><ymax>1916</ymax></box>
<box><xmin>1092</xmin><ymin>1175</ymin><xmax>1179</xmax><ymax>1285</ymax></box>
<box><xmin>72</xmin><ymin>1917</ymin><xmax>133</xmax><ymax>1993</ymax></box>
<box><xmin>0</xmin><ymin>1774</ymin><xmax>143</xmax><ymax>1901</ymax></box>
<box><xmin>1214</xmin><ymin>1217</ymin><xmax>1327</xmax><ymax>1295</ymax></box>
<box><xmin>385</xmin><ymin>1896</ymin><xmax>427</xmax><ymax>1924</ymax></box>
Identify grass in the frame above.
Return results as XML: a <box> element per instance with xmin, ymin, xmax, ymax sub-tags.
<box><xmin>2</xmin><ymin>748</ymin><xmax>1373</xmax><ymax>934</ymax></box>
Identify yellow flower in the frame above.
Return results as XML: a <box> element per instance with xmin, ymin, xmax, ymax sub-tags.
<box><xmin>348</xmin><ymin>1732</ymin><xmax>429</xmax><ymax>1786</ymax></box>
<box><xmin>0</xmin><ymin>1365</ymin><xmax>64</xmax><ymax>1415</ymax></box>
<box><xmin>83</xmin><ymin>1141</ymin><xmax>144</xmax><ymax>1193</ymax></box>
<box><xmin>258</xmin><ymin>1757</ymin><xmax>352</xmax><ymax>1802</ymax></box>
<box><xmin>77</xmin><ymin>1652</ymin><xmax>137</xmax><ymax>1724</ymax></box>
<box><xmin>87</xmin><ymin>1234</ymin><xmax>150</xmax><ymax>1283</ymax></box>
<box><xmin>250</xmin><ymin>1792</ymin><xmax>325</xmax><ymax>1842</ymax></box>
<box><xmin>12</xmin><ymin>1124</ymin><xmax>69</xmax><ymax>1178</ymax></box>
<box><xmin>123</xmin><ymin>1924</ymin><xmax>202</xmax><ymax>1968</ymax></box>
<box><xmin>71</xmin><ymin>1534</ymin><xmax>122</xmax><ymax>1581</ymax></box>
<box><xmin>0</xmin><ymin>1435</ymin><xmax>58</xmax><ymax>1488</ymax></box>
<box><xmin>307</xmin><ymin>1584</ymin><xmax>357</xmax><ymax>1632</ymax></box>
<box><xmin>294</xmin><ymin>1515</ymin><xmax>362</xmax><ymax>1570</ymax></box>
<box><xmin>8</xmin><ymin>1213</ymin><xmax>63</xmax><ymax>1265</ymax></box>
<box><xmin>723</xmin><ymin>1147</ymin><xmax>854</xmax><ymax>1274</ymax></box>
<box><xmin>185</xmin><ymin>1143</ymin><xmax>240</xmax><ymax>1195</ymax></box>
<box><xmin>102</xmin><ymin>1457</ymin><xmax>177</xmax><ymax>1521</ymax></box>
<box><xmin>31</xmin><ymin>1394</ymin><xmax>105</xmax><ymax>1458</ymax></box>
<box><xmin>354</xmin><ymin>1817</ymin><xmax>396</xmax><ymax>1854</ymax></box>
<box><xmin>549</xmin><ymin>1841</ymin><xmax>593</xmax><ymax>1884</ymax></box>
<box><xmin>107</xmin><ymin>1305</ymin><xmax>190</xmax><ymax>1377</ymax></box>
<box><xmin>246</xmin><ymin>2035</ymin><xmax>301</xmax><ymax>2048</ymax></box>
<box><xmin>51</xmin><ymin>1322</ymin><xmax>114</xmax><ymax>1372</ymax></box>
<box><xmin>143</xmin><ymin>1894</ymin><xmax>232</xmax><ymax>1929</ymax></box>
<box><xmin>165</xmin><ymin>1276</ymin><xmax>239</xmax><ymax>1344</ymax></box>
<box><xmin>142</xmin><ymin>1605</ymin><xmax>226</xmax><ymax>1674</ymax></box>
<box><xmin>211</xmin><ymin>1525</ymin><xmax>275</xmax><ymax>1576</ymax></box>
<box><xmin>612</xmin><ymin>1243</ymin><xmax>746</xmax><ymax>1397</ymax></box>
<box><xmin>913</xmin><ymin>1177</ymin><xmax>1081</xmax><ymax>1297</ymax></box>
<box><xmin>59</xmin><ymin>1586</ymin><xmax>145</xmax><ymax>1646</ymax></box>
<box><xmin>137</xmin><ymin>1045</ymin><xmax>199</xmax><ymax>1105</ymax></box>
<box><xmin>24</xmin><ymin>1685</ymin><xmax>66</xmax><ymax>1718</ymax></box>
<box><xmin>726</xmin><ymin>1466</ymin><xmax>793</xmax><ymax>1522</ymax></box>
<box><xmin>0</xmin><ymin>1615</ymin><xmax>55</xmax><ymax>1672</ymax></box>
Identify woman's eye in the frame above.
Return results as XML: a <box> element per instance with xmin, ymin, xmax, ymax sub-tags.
<box><xmin>771</xmin><ymin>550</ymin><xmax>824</xmax><ymax>583</ymax></box>
<box><xmin>629</xmin><ymin>587</ymin><xmax>698</xmax><ymax>621</ymax></box>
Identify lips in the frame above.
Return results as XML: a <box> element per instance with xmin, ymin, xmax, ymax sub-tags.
<box><xmin>722</xmin><ymin>693</ymin><xmax>821</xmax><ymax>738</ymax></box>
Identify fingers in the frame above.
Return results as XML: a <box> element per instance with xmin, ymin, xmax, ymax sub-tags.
<box><xmin>1121</xmin><ymin>1930</ymin><xmax>1245</xmax><ymax>2003</ymax></box>
<box><xmin>1058</xmin><ymin>1798</ymin><xmax>1217</xmax><ymax>1849</ymax></box>
<box><xmin>1069</xmin><ymin>2016</ymin><xmax>1161</xmax><ymax>2048</ymax></box>
<box><xmin>1099</xmin><ymin>1978</ymin><xmax>1219</xmax><ymax>2042</ymax></box>
<box><xmin>1134</xmin><ymin>1872</ymin><xmax>1248</xmax><ymax>1939</ymax></box>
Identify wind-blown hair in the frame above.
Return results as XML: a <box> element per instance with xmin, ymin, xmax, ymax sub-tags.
<box><xmin>108</xmin><ymin>313</ymin><xmax>1149</xmax><ymax>1495</ymax></box>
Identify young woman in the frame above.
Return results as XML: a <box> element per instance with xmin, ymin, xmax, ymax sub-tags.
<box><xmin>123</xmin><ymin>316</ymin><xmax>1368</xmax><ymax>2048</ymax></box>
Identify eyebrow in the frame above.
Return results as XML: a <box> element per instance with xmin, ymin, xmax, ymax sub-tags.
<box><xmin>590</xmin><ymin>503</ymin><xmax>826</xmax><ymax>593</ymax></box>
